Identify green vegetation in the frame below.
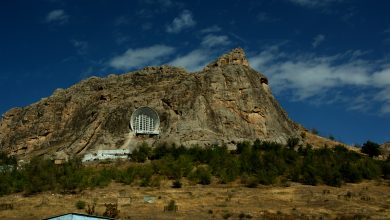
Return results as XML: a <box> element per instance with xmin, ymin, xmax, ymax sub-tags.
<box><xmin>361</xmin><ymin>140</ymin><xmax>381</xmax><ymax>157</ymax></box>
<box><xmin>0</xmin><ymin>139</ymin><xmax>389</xmax><ymax>196</ymax></box>
<box><xmin>0</xmin><ymin>152</ymin><xmax>17</xmax><ymax>166</ymax></box>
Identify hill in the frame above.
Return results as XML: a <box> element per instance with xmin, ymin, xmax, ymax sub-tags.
<box><xmin>0</xmin><ymin>48</ymin><xmax>301</xmax><ymax>159</ymax></box>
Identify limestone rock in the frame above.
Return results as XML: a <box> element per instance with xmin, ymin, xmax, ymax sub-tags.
<box><xmin>204</xmin><ymin>48</ymin><xmax>250</xmax><ymax>70</ymax></box>
<box><xmin>0</xmin><ymin>48</ymin><xmax>299</xmax><ymax>159</ymax></box>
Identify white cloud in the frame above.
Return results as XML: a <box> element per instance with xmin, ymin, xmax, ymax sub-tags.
<box><xmin>166</xmin><ymin>10</ymin><xmax>196</xmax><ymax>33</ymax></box>
<box><xmin>380</xmin><ymin>104</ymin><xmax>390</xmax><ymax>114</ymax></box>
<box><xmin>249</xmin><ymin>45</ymin><xmax>390</xmax><ymax>114</ymax></box>
<box><xmin>169</xmin><ymin>49</ymin><xmax>211</xmax><ymax>72</ymax></box>
<box><xmin>312</xmin><ymin>34</ymin><xmax>325</xmax><ymax>48</ymax></box>
<box><xmin>372</xmin><ymin>69</ymin><xmax>390</xmax><ymax>87</ymax></box>
<box><xmin>201</xmin><ymin>34</ymin><xmax>230</xmax><ymax>48</ymax></box>
<box><xmin>109</xmin><ymin>45</ymin><xmax>175</xmax><ymax>70</ymax></box>
<box><xmin>200</xmin><ymin>25</ymin><xmax>221</xmax><ymax>34</ymax></box>
<box><xmin>45</xmin><ymin>9</ymin><xmax>69</xmax><ymax>24</ymax></box>
<box><xmin>169</xmin><ymin>34</ymin><xmax>232</xmax><ymax>71</ymax></box>
<box><xmin>288</xmin><ymin>0</ymin><xmax>342</xmax><ymax>8</ymax></box>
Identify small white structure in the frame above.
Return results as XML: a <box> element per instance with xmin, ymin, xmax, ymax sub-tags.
<box><xmin>130</xmin><ymin>107</ymin><xmax>160</xmax><ymax>135</ymax></box>
<box><xmin>82</xmin><ymin>149</ymin><xmax>130</xmax><ymax>162</ymax></box>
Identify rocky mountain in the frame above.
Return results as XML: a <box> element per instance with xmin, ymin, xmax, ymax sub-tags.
<box><xmin>0</xmin><ymin>48</ymin><xmax>300</xmax><ymax>159</ymax></box>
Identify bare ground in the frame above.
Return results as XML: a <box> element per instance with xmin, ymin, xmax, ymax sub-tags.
<box><xmin>0</xmin><ymin>180</ymin><xmax>389</xmax><ymax>219</ymax></box>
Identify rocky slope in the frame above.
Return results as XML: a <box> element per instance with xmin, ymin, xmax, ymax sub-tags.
<box><xmin>380</xmin><ymin>142</ymin><xmax>390</xmax><ymax>159</ymax></box>
<box><xmin>0</xmin><ymin>48</ymin><xmax>299</xmax><ymax>159</ymax></box>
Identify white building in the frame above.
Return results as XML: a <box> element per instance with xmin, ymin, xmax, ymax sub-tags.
<box><xmin>82</xmin><ymin>149</ymin><xmax>130</xmax><ymax>162</ymax></box>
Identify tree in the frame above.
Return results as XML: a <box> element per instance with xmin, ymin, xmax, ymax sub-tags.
<box><xmin>361</xmin><ymin>141</ymin><xmax>381</xmax><ymax>157</ymax></box>
<box><xmin>130</xmin><ymin>142</ymin><xmax>151</xmax><ymax>162</ymax></box>
<box><xmin>287</xmin><ymin>137</ymin><xmax>300</xmax><ymax>150</ymax></box>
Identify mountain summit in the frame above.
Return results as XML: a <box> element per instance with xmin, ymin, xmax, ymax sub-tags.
<box><xmin>204</xmin><ymin>47</ymin><xmax>250</xmax><ymax>69</ymax></box>
<box><xmin>0</xmin><ymin>48</ymin><xmax>299</xmax><ymax>159</ymax></box>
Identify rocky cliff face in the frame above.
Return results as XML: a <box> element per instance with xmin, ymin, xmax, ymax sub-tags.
<box><xmin>0</xmin><ymin>48</ymin><xmax>299</xmax><ymax>159</ymax></box>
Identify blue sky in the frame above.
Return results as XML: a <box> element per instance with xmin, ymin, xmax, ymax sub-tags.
<box><xmin>1</xmin><ymin>0</ymin><xmax>389</xmax><ymax>145</ymax></box>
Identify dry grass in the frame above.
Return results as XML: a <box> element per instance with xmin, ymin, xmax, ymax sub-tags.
<box><xmin>0</xmin><ymin>180</ymin><xmax>389</xmax><ymax>219</ymax></box>
<box><xmin>304</xmin><ymin>131</ymin><xmax>360</xmax><ymax>152</ymax></box>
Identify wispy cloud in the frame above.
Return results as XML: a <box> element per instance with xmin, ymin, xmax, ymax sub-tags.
<box><xmin>201</xmin><ymin>34</ymin><xmax>230</xmax><ymax>48</ymax></box>
<box><xmin>114</xmin><ymin>15</ymin><xmax>130</xmax><ymax>26</ymax></box>
<box><xmin>109</xmin><ymin>45</ymin><xmax>175</xmax><ymax>70</ymax></box>
<box><xmin>169</xmin><ymin>34</ymin><xmax>231</xmax><ymax>71</ymax></box>
<box><xmin>312</xmin><ymin>34</ymin><xmax>325</xmax><ymax>48</ymax></box>
<box><xmin>142</xmin><ymin>0</ymin><xmax>174</xmax><ymax>8</ymax></box>
<box><xmin>249</xmin><ymin>45</ymin><xmax>390</xmax><ymax>115</ymax></box>
<box><xmin>45</xmin><ymin>9</ymin><xmax>69</xmax><ymax>24</ymax></box>
<box><xmin>166</xmin><ymin>10</ymin><xmax>196</xmax><ymax>33</ymax></box>
<box><xmin>71</xmin><ymin>40</ymin><xmax>88</xmax><ymax>55</ymax></box>
<box><xmin>170</xmin><ymin>49</ymin><xmax>212</xmax><ymax>72</ymax></box>
<box><xmin>256</xmin><ymin>12</ymin><xmax>278</xmax><ymax>22</ymax></box>
<box><xmin>200</xmin><ymin>25</ymin><xmax>222</xmax><ymax>34</ymax></box>
<box><xmin>114</xmin><ymin>32</ymin><xmax>130</xmax><ymax>45</ymax></box>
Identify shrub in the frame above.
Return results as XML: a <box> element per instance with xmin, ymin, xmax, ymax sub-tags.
<box><xmin>151</xmin><ymin>142</ymin><xmax>170</xmax><ymax>160</ymax></box>
<box><xmin>244</xmin><ymin>176</ymin><xmax>258</xmax><ymax>188</ymax></box>
<box><xmin>287</xmin><ymin>137</ymin><xmax>300</xmax><ymax>149</ymax></box>
<box><xmin>75</xmin><ymin>200</ymin><xmax>86</xmax><ymax>209</ymax></box>
<box><xmin>172</xmin><ymin>179</ymin><xmax>182</xmax><ymax>188</ymax></box>
<box><xmin>152</xmin><ymin>154</ymin><xmax>193</xmax><ymax>179</ymax></box>
<box><xmin>301</xmin><ymin>165</ymin><xmax>318</xmax><ymax>185</ymax></box>
<box><xmin>252</xmin><ymin>139</ymin><xmax>262</xmax><ymax>151</ymax></box>
<box><xmin>239</xmin><ymin>213</ymin><xmax>252</xmax><ymax>219</ymax></box>
<box><xmin>361</xmin><ymin>141</ymin><xmax>381</xmax><ymax>157</ymax></box>
<box><xmin>223</xmin><ymin>213</ymin><xmax>232</xmax><ymax>219</ymax></box>
<box><xmin>131</xmin><ymin>142</ymin><xmax>151</xmax><ymax>162</ymax></box>
<box><xmin>383</xmin><ymin>159</ymin><xmax>390</xmax><ymax>179</ymax></box>
<box><xmin>236</xmin><ymin>141</ymin><xmax>251</xmax><ymax>154</ymax></box>
<box><xmin>257</xmin><ymin>169</ymin><xmax>276</xmax><ymax>185</ymax></box>
<box><xmin>340</xmin><ymin>163</ymin><xmax>362</xmax><ymax>183</ymax></box>
<box><xmin>189</xmin><ymin>166</ymin><xmax>211</xmax><ymax>185</ymax></box>
<box><xmin>116</xmin><ymin>166</ymin><xmax>136</xmax><ymax>184</ymax></box>
<box><xmin>103</xmin><ymin>203</ymin><xmax>120</xmax><ymax>218</ymax></box>
<box><xmin>85</xmin><ymin>201</ymin><xmax>96</xmax><ymax>215</ymax></box>
<box><xmin>0</xmin><ymin>152</ymin><xmax>17</xmax><ymax>166</ymax></box>
<box><xmin>357</xmin><ymin>158</ymin><xmax>381</xmax><ymax>179</ymax></box>
<box><xmin>164</xmin><ymin>200</ymin><xmax>178</xmax><ymax>212</ymax></box>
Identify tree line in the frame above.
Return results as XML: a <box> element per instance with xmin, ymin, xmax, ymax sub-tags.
<box><xmin>0</xmin><ymin>139</ymin><xmax>389</xmax><ymax>196</ymax></box>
